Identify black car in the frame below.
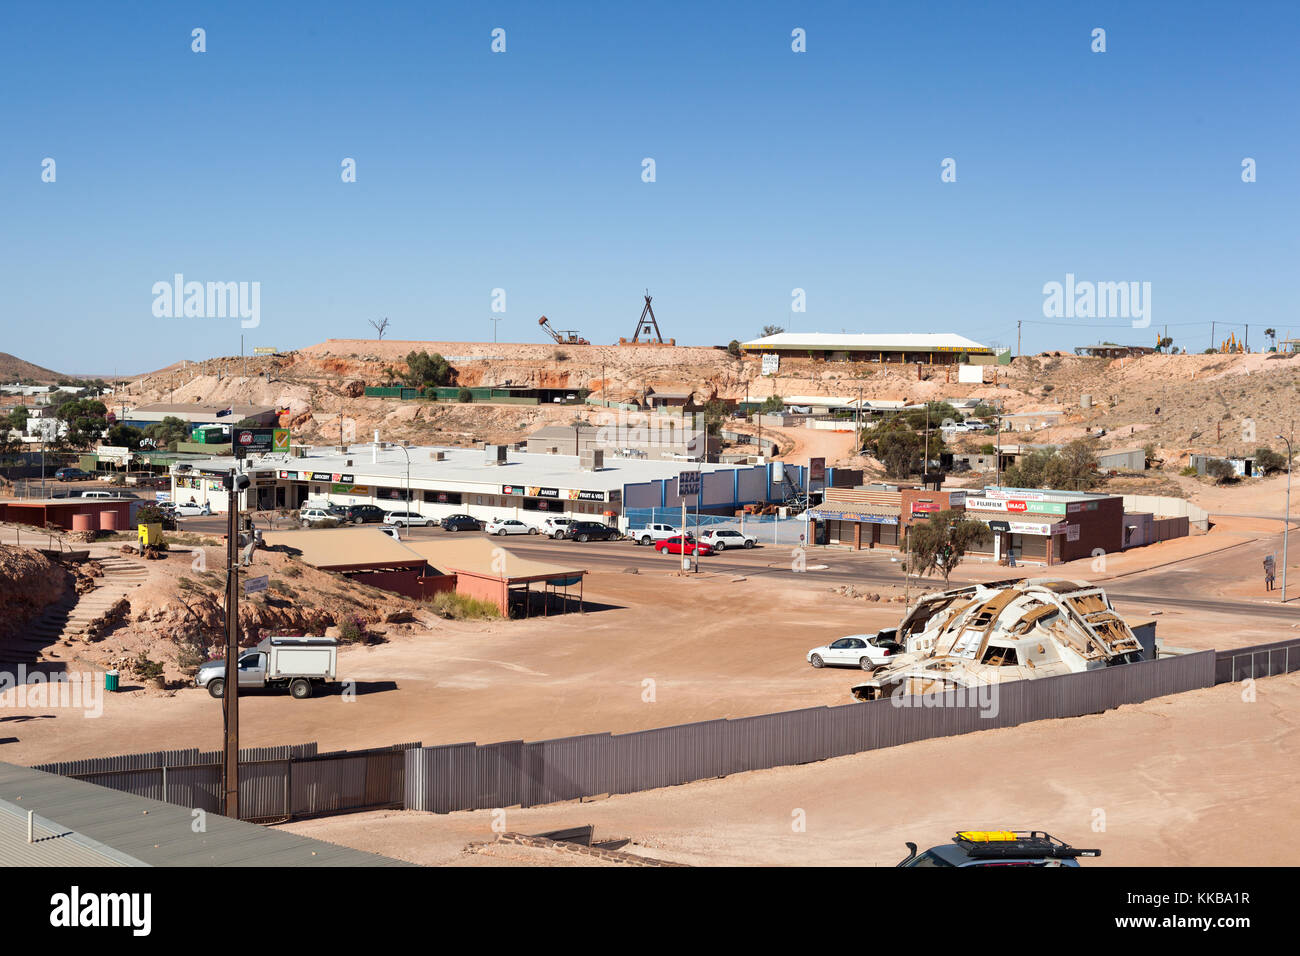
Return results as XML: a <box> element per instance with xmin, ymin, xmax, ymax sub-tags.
<box><xmin>339</xmin><ymin>504</ymin><xmax>387</xmax><ymax>524</ymax></box>
<box><xmin>568</xmin><ymin>521</ymin><xmax>620</xmax><ymax>542</ymax></box>
<box><xmin>441</xmin><ymin>514</ymin><xmax>482</xmax><ymax>532</ymax></box>
<box><xmin>54</xmin><ymin>467</ymin><xmax>90</xmax><ymax>482</ymax></box>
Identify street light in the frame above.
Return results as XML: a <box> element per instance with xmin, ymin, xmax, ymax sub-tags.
<box><xmin>1276</xmin><ymin>434</ymin><xmax>1292</xmax><ymax>603</ymax></box>
<box><xmin>395</xmin><ymin>443</ymin><xmax>411</xmax><ymax>515</ymax></box>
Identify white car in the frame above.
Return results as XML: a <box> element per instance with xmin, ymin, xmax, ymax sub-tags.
<box><xmin>384</xmin><ymin>510</ymin><xmax>434</xmax><ymax>527</ymax></box>
<box><xmin>485</xmin><ymin>518</ymin><xmax>531</xmax><ymax>536</ymax></box>
<box><xmin>299</xmin><ymin>507</ymin><xmax>334</xmax><ymax>526</ymax></box>
<box><xmin>698</xmin><ymin>528</ymin><xmax>756</xmax><ymax>551</ymax></box>
<box><xmin>631</xmin><ymin>523</ymin><xmax>680</xmax><ymax>546</ymax></box>
<box><xmin>170</xmin><ymin>501</ymin><xmax>212</xmax><ymax>517</ymax></box>
<box><xmin>807</xmin><ymin>632</ymin><xmax>904</xmax><ymax>671</ymax></box>
<box><xmin>537</xmin><ymin>516</ymin><xmax>574</xmax><ymax>539</ymax></box>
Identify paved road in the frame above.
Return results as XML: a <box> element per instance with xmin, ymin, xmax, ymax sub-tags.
<box><xmin>177</xmin><ymin>513</ymin><xmax>1300</xmax><ymax>622</ymax></box>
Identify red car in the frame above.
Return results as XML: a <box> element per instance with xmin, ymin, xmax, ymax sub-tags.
<box><xmin>655</xmin><ymin>535</ymin><xmax>715</xmax><ymax>556</ymax></box>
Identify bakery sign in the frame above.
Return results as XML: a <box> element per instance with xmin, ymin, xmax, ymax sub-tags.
<box><xmin>527</xmin><ymin>486</ymin><xmax>561</xmax><ymax>498</ymax></box>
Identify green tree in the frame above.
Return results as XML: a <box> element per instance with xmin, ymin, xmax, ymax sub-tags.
<box><xmin>105</xmin><ymin>423</ymin><xmax>144</xmax><ymax>448</ymax></box>
<box><xmin>1254</xmin><ymin>447</ymin><xmax>1288</xmax><ymax>476</ymax></box>
<box><xmin>54</xmin><ymin>398</ymin><xmax>109</xmax><ymax>448</ymax></box>
<box><xmin>758</xmin><ymin>395</ymin><xmax>784</xmax><ymax>413</ymax></box>
<box><xmin>1002</xmin><ymin>439</ymin><xmax>1099</xmax><ymax>490</ymax></box>
<box><xmin>760</xmin><ymin>325</ymin><xmax>785</xmax><ymax>337</ymax></box>
<box><xmin>907</xmin><ymin>509</ymin><xmax>991</xmax><ymax>588</ymax></box>
<box><xmin>701</xmin><ymin>398</ymin><xmax>730</xmax><ymax>436</ymax></box>
<box><xmin>456</xmin><ymin>387</ymin><xmax>473</xmax><ymax>403</ymax></box>
<box><xmin>971</xmin><ymin>403</ymin><xmax>997</xmax><ymax>419</ymax></box>
<box><xmin>5</xmin><ymin>406</ymin><xmax>29</xmax><ymax>432</ymax></box>
<box><xmin>727</xmin><ymin>339</ymin><xmax>741</xmax><ymax>357</ymax></box>
<box><xmin>1205</xmin><ymin>458</ymin><xmax>1236</xmax><ymax>484</ymax></box>
<box><xmin>404</xmin><ymin>351</ymin><xmax>453</xmax><ymax>388</ymax></box>
<box><xmin>142</xmin><ymin>416</ymin><xmax>193</xmax><ymax>450</ymax></box>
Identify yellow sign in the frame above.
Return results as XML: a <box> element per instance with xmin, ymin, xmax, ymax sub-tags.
<box><xmin>138</xmin><ymin>523</ymin><xmax>163</xmax><ymax>546</ymax></box>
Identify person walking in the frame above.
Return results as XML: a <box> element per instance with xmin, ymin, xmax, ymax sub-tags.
<box><xmin>1264</xmin><ymin>554</ymin><xmax>1277</xmax><ymax>592</ymax></box>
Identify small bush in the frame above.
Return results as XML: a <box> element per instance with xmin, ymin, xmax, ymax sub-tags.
<box><xmin>457</xmin><ymin>387</ymin><xmax>473</xmax><ymax>403</ymax></box>
<box><xmin>552</xmin><ymin>350</ymin><xmax>569</xmax><ymax>362</ymax></box>
<box><xmin>427</xmin><ymin>590</ymin><xmax>502</xmax><ymax>620</ymax></box>
<box><xmin>133</xmin><ymin>653</ymin><xmax>164</xmax><ymax>681</ymax></box>
<box><xmin>1180</xmin><ymin>465</ymin><xmax>1198</xmax><ymax>477</ymax></box>
<box><xmin>281</xmin><ymin>564</ymin><xmax>303</xmax><ymax>578</ymax></box>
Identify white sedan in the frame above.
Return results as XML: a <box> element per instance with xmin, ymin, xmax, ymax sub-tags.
<box><xmin>807</xmin><ymin>633</ymin><xmax>903</xmax><ymax>670</ymax></box>
<box><xmin>485</xmin><ymin>518</ymin><xmax>531</xmax><ymax>536</ymax></box>
<box><xmin>384</xmin><ymin>510</ymin><xmax>435</xmax><ymax>527</ymax></box>
<box><xmin>168</xmin><ymin>501</ymin><xmax>212</xmax><ymax>517</ymax></box>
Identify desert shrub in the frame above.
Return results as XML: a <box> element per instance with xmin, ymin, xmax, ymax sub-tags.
<box><xmin>1180</xmin><ymin>466</ymin><xmax>1199</xmax><ymax>477</ymax></box>
<box><xmin>427</xmin><ymin>590</ymin><xmax>501</xmax><ymax>620</ymax></box>
<box><xmin>457</xmin><ymin>387</ymin><xmax>473</xmax><ymax>403</ymax></box>
<box><xmin>281</xmin><ymin>563</ymin><xmax>303</xmax><ymax>578</ymax></box>
<box><xmin>132</xmin><ymin>653</ymin><xmax>164</xmax><ymax>681</ymax></box>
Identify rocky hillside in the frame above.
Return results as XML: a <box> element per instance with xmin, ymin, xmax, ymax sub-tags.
<box><xmin>0</xmin><ymin>546</ymin><xmax>71</xmax><ymax>642</ymax></box>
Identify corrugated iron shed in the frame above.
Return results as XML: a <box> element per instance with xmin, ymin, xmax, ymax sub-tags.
<box><xmin>0</xmin><ymin>762</ymin><xmax>408</xmax><ymax>867</ymax></box>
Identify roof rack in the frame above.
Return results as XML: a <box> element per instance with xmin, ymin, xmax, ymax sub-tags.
<box><xmin>953</xmin><ymin>830</ymin><xmax>1100</xmax><ymax>859</ymax></box>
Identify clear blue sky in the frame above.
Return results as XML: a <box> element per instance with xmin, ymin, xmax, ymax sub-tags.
<box><xmin>2</xmin><ymin>0</ymin><xmax>1296</xmax><ymax>375</ymax></box>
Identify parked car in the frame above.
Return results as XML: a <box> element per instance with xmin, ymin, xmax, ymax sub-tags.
<box><xmin>806</xmin><ymin>632</ymin><xmax>903</xmax><ymax>670</ymax></box>
<box><xmin>79</xmin><ymin>489</ymin><xmax>134</xmax><ymax>500</ymax></box>
<box><xmin>568</xmin><ymin>521</ymin><xmax>621</xmax><ymax>542</ymax></box>
<box><xmin>169</xmin><ymin>500</ymin><xmax>212</xmax><ymax>517</ymax></box>
<box><xmin>629</xmin><ymin>522</ymin><xmax>680</xmax><ymax>546</ymax></box>
<box><xmin>54</xmin><ymin>467</ymin><xmax>90</xmax><ymax>482</ymax></box>
<box><xmin>537</xmin><ymin>516</ymin><xmax>575</xmax><ymax>539</ymax></box>
<box><xmin>196</xmin><ymin>636</ymin><xmax>340</xmax><ymax>700</ymax></box>
<box><xmin>299</xmin><ymin>507</ymin><xmax>334</xmax><ymax>526</ymax></box>
<box><xmin>698</xmin><ymin>528</ymin><xmax>756</xmax><ymax>551</ymax></box>
<box><xmin>485</xmin><ymin>518</ymin><xmax>531</xmax><ymax>536</ymax></box>
<box><xmin>654</xmin><ymin>534</ymin><xmax>714</xmax><ymax>556</ymax></box>
<box><xmin>440</xmin><ymin>513</ymin><xmax>482</xmax><ymax>532</ymax></box>
<box><xmin>338</xmin><ymin>503</ymin><xmax>387</xmax><ymax>524</ymax></box>
<box><xmin>384</xmin><ymin>510</ymin><xmax>435</xmax><ymax>528</ymax></box>
<box><xmin>897</xmin><ymin>831</ymin><xmax>1100</xmax><ymax>868</ymax></box>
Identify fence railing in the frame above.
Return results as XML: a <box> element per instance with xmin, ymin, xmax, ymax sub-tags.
<box><xmin>405</xmin><ymin>651</ymin><xmax>1217</xmax><ymax>813</ymax></box>
<box><xmin>32</xmin><ymin>741</ymin><xmax>420</xmax><ymax>823</ymax></box>
<box><xmin>1215</xmin><ymin>638</ymin><xmax>1300</xmax><ymax>685</ymax></box>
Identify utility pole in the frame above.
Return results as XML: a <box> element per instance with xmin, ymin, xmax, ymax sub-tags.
<box><xmin>1211</xmin><ymin>321</ymin><xmax>1215</xmax><ymax>352</ymax></box>
<box><xmin>1245</xmin><ymin>324</ymin><xmax>1250</xmax><ymax>353</ymax></box>
<box><xmin>489</xmin><ymin>315</ymin><xmax>502</xmax><ymax>343</ymax></box>
<box><xmin>1278</xmin><ymin>434</ymin><xmax>1293</xmax><ymax>604</ymax></box>
<box><xmin>1016</xmin><ymin>321</ymin><xmax>1021</xmax><ymax>359</ymax></box>
<box><xmin>222</xmin><ymin>470</ymin><xmax>243</xmax><ymax>819</ymax></box>
<box><xmin>995</xmin><ymin>413</ymin><xmax>1003</xmax><ymax>488</ymax></box>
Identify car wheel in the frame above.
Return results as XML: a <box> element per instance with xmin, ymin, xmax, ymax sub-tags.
<box><xmin>529</xmin><ymin>527</ymin><xmax>538</xmax><ymax>534</ymax></box>
<box><xmin>497</xmin><ymin>529</ymin><xmax>507</xmax><ymax>536</ymax></box>
<box><xmin>714</xmin><ymin>541</ymin><xmax>725</xmax><ymax>551</ymax></box>
<box><xmin>290</xmin><ymin>678</ymin><xmax>313</xmax><ymax>699</ymax></box>
<box><xmin>578</xmin><ymin>534</ymin><xmax>589</xmax><ymax>543</ymax></box>
<box><xmin>640</xmin><ymin>536</ymin><xmax>651</xmax><ymax>546</ymax></box>
<box><xmin>743</xmin><ymin>540</ymin><xmax>754</xmax><ymax>549</ymax></box>
<box><xmin>810</xmin><ymin>655</ymin><xmax>824</xmax><ymax>669</ymax></box>
<box><xmin>353</xmin><ymin>517</ymin><xmax>362</xmax><ymax>525</ymax></box>
<box><xmin>859</xmin><ymin>657</ymin><xmax>874</xmax><ymax>671</ymax></box>
<box><xmin>207</xmin><ymin>678</ymin><xmax>225</xmax><ymax>698</ymax></box>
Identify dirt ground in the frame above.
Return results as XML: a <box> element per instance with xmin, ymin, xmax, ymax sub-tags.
<box><xmin>282</xmin><ymin>672</ymin><xmax>1300</xmax><ymax>867</ymax></box>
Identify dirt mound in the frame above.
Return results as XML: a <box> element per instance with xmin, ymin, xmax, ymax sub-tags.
<box><xmin>0</xmin><ymin>546</ymin><xmax>71</xmax><ymax>641</ymax></box>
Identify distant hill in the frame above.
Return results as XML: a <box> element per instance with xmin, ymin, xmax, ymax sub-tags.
<box><xmin>0</xmin><ymin>352</ymin><xmax>70</xmax><ymax>384</ymax></box>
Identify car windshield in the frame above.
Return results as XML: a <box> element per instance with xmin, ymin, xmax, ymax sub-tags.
<box><xmin>906</xmin><ymin>850</ymin><xmax>956</xmax><ymax>868</ymax></box>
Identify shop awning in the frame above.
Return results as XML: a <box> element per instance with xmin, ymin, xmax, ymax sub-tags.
<box><xmin>806</xmin><ymin>502</ymin><xmax>901</xmax><ymax>525</ymax></box>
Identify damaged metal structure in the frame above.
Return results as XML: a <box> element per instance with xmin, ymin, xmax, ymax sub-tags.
<box><xmin>851</xmin><ymin>578</ymin><xmax>1145</xmax><ymax>701</ymax></box>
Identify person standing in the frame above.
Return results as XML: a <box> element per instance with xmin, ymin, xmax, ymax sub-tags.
<box><xmin>1264</xmin><ymin>554</ymin><xmax>1277</xmax><ymax>591</ymax></box>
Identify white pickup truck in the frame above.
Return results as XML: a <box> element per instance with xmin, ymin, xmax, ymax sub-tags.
<box><xmin>196</xmin><ymin>636</ymin><xmax>340</xmax><ymax>699</ymax></box>
<box><xmin>628</xmin><ymin>522</ymin><xmax>680</xmax><ymax>546</ymax></box>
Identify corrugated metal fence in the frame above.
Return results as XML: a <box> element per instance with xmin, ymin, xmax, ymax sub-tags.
<box><xmin>32</xmin><ymin>741</ymin><xmax>420</xmax><ymax>823</ymax></box>
<box><xmin>33</xmin><ymin>639</ymin><xmax>1294</xmax><ymax>821</ymax></box>
<box><xmin>406</xmin><ymin>651</ymin><xmax>1218</xmax><ymax>813</ymax></box>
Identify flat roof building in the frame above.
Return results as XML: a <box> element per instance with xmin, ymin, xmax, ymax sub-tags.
<box><xmin>122</xmin><ymin>403</ymin><xmax>277</xmax><ymax>429</ymax></box>
<box><xmin>740</xmin><ymin>332</ymin><xmax>994</xmax><ymax>365</ymax></box>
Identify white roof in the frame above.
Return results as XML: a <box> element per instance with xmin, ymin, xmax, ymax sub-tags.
<box><xmin>176</xmin><ymin>444</ymin><xmax>743</xmax><ymax>493</ymax></box>
<box><xmin>741</xmin><ymin>332</ymin><xmax>991</xmax><ymax>351</ymax></box>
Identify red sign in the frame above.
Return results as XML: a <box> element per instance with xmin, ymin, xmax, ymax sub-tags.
<box><xmin>238</xmin><ymin>431</ymin><xmax>254</xmax><ymax>445</ymax></box>
<box><xmin>1006</xmin><ymin>500</ymin><xmax>1029</xmax><ymax>513</ymax></box>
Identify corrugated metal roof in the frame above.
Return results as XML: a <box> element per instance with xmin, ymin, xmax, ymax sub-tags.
<box><xmin>0</xmin><ymin>796</ymin><xmax>137</xmax><ymax>866</ymax></box>
<box><xmin>263</xmin><ymin>527</ymin><xmax>427</xmax><ymax>570</ymax></box>
<box><xmin>0</xmin><ymin>763</ymin><xmax>407</xmax><ymax>867</ymax></box>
